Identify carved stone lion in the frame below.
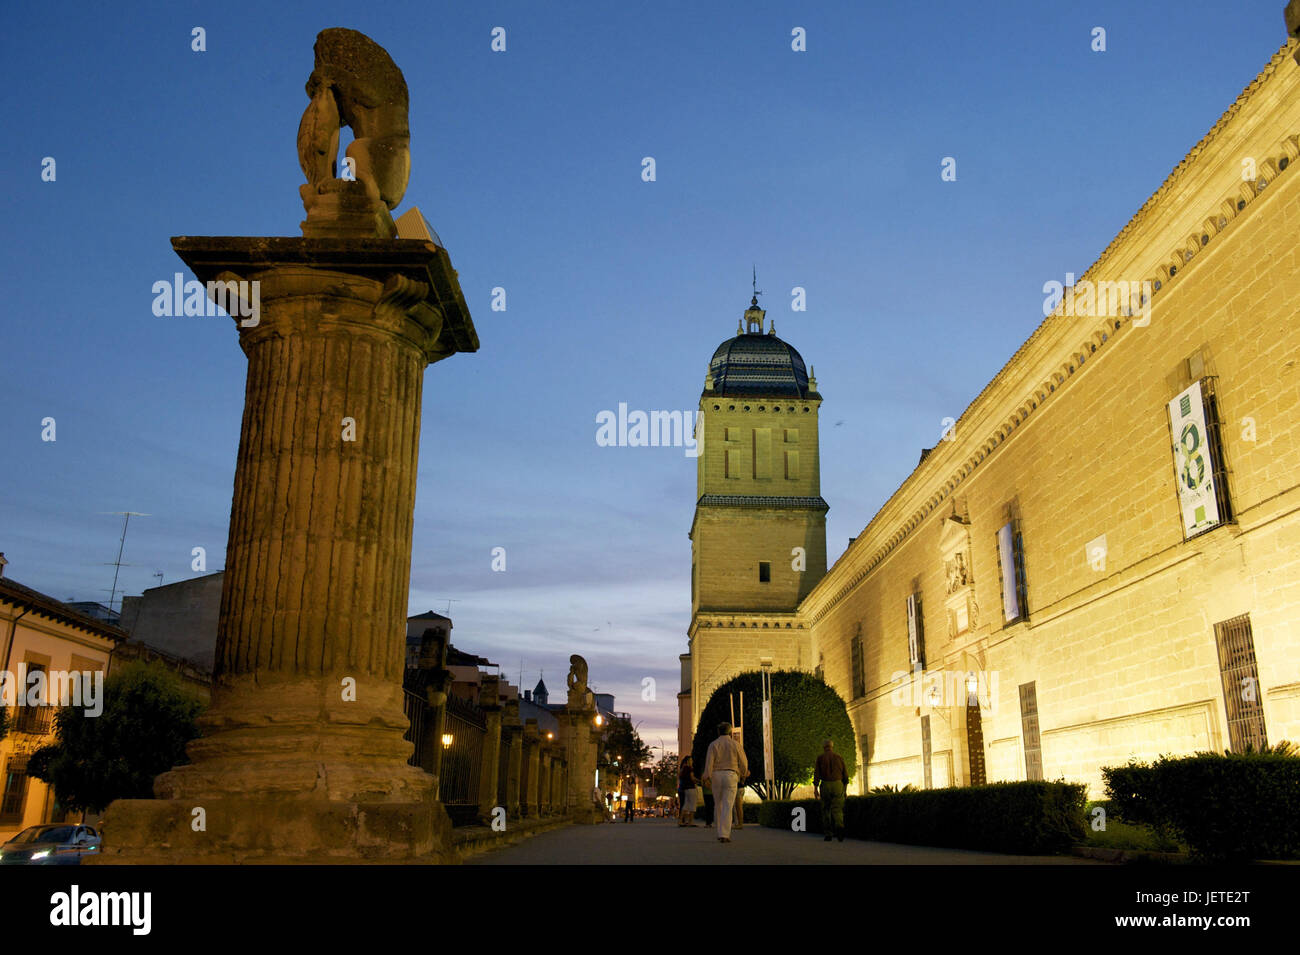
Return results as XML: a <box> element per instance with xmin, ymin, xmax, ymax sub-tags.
<box><xmin>296</xmin><ymin>28</ymin><xmax>410</xmax><ymax>225</ymax></box>
<box><xmin>567</xmin><ymin>654</ymin><xmax>589</xmax><ymax>692</ymax></box>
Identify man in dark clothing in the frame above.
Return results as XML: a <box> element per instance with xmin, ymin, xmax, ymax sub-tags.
<box><xmin>813</xmin><ymin>738</ymin><xmax>849</xmax><ymax>842</ymax></box>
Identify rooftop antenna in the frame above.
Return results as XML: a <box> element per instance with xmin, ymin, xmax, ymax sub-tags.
<box><xmin>99</xmin><ymin>511</ymin><xmax>149</xmax><ymax>612</ymax></box>
<box><xmin>436</xmin><ymin>597</ymin><xmax>460</xmax><ymax>616</ymax></box>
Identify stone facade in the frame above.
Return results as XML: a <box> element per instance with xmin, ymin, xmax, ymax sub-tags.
<box><xmin>683</xmin><ymin>39</ymin><xmax>1300</xmax><ymax>799</ymax></box>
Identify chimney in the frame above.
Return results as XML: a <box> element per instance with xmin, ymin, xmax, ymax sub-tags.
<box><xmin>524</xmin><ymin>689</ymin><xmax>532</xmax><ymax>703</ymax></box>
<box><xmin>0</xmin><ymin>552</ymin><xmax>7</xmax><ymax>577</ymax></box>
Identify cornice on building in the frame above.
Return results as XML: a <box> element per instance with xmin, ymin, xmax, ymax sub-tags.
<box><xmin>800</xmin><ymin>41</ymin><xmax>1300</xmax><ymax>626</ymax></box>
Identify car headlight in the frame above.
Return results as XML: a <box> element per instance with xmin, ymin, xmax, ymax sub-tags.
<box><xmin>31</xmin><ymin>850</ymin><xmax>51</xmax><ymax>860</ymax></box>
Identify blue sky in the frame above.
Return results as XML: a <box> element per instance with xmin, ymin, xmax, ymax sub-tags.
<box><xmin>0</xmin><ymin>1</ymin><xmax>1289</xmax><ymax>750</ymax></box>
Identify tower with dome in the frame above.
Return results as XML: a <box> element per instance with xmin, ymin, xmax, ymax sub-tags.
<box><xmin>677</xmin><ymin>287</ymin><xmax>828</xmax><ymax>756</ymax></box>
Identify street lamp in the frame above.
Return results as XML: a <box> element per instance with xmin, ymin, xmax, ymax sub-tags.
<box><xmin>441</xmin><ymin>733</ymin><xmax>453</xmax><ymax>749</ymax></box>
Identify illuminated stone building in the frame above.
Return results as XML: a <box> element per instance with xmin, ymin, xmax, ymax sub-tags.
<box><xmin>680</xmin><ymin>38</ymin><xmax>1300</xmax><ymax>797</ymax></box>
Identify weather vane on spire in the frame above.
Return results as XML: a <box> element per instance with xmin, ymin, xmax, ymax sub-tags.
<box><xmin>751</xmin><ymin>265</ymin><xmax>764</xmax><ymax>305</ymax></box>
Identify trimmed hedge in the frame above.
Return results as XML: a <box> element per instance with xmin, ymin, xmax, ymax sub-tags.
<box><xmin>1103</xmin><ymin>750</ymin><xmax>1300</xmax><ymax>862</ymax></box>
<box><xmin>758</xmin><ymin>781</ymin><xmax>1086</xmax><ymax>855</ymax></box>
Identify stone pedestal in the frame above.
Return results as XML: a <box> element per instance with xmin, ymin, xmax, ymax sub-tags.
<box><xmin>557</xmin><ymin>708</ymin><xmax>603</xmax><ymax>824</ymax></box>
<box><xmin>95</xmin><ymin>235</ymin><xmax>476</xmax><ymax>864</ymax></box>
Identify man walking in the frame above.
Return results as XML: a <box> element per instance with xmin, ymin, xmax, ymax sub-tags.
<box><xmin>702</xmin><ymin>721</ymin><xmax>748</xmax><ymax>843</ymax></box>
<box><xmin>814</xmin><ymin>738</ymin><xmax>849</xmax><ymax>842</ymax></box>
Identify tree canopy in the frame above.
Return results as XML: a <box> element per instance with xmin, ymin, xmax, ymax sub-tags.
<box><xmin>599</xmin><ymin>716</ymin><xmax>651</xmax><ymax>775</ymax></box>
<box><xmin>691</xmin><ymin>670</ymin><xmax>855</xmax><ymax>799</ymax></box>
<box><xmin>28</xmin><ymin>660</ymin><xmax>205</xmax><ymax>813</ymax></box>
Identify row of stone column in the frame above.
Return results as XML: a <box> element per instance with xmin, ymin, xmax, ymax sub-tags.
<box><xmin>484</xmin><ymin>712</ymin><xmax>570</xmax><ymax>823</ymax></box>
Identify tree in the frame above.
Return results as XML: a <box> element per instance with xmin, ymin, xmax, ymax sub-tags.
<box><xmin>691</xmin><ymin>670</ymin><xmax>855</xmax><ymax>800</ymax></box>
<box><xmin>28</xmin><ymin>660</ymin><xmax>205</xmax><ymax>813</ymax></box>
<box><xmin>599</xmin><ymin>716</ymin><xmax>652</xmax><ymax>777</ymax></box>
<box><xmin>652</xmin><ymin>752</ymin><xmax>679</xmax><ymax>796</ymax></box>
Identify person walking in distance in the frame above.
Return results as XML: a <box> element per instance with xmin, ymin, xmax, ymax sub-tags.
<box><xmin>814</xmin><ymin>738</ymin><xmax>849</xmax><ymax>842</ymax></box>
<box><xmin>702</xmin><ymin>721</ymin><xmax>748</xmax><ymax>843</ymax></box>
<box><xmin>678</xmin><ymin>755</ymin><xmax>700</xmax><ymax>827</ymax></box>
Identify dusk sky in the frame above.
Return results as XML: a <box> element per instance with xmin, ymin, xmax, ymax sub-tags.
<box><xmin>0</xmin><ymin>1</ymin><xmax>1287</xmax><ymax>751</ymax></box>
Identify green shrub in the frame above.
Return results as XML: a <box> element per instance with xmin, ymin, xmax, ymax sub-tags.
<box><xmin>1102</xmin><ymin>746</ymin><xmax>1300</xmax><ymax>862</ymax></box>
<box><xmin>758</xmin><ymin>781</ymin><xmax>1086</xmax><ymax>854</ymax></box>
<box><xmin>1101</xmin><ymin>761</ymin><xmax>1165</xmax><ymax>827</ymax></box>
<box><xmin>1155</xmin><ymin>750</ymin><xmax>1299</xmax><ymax>861</ymax></box>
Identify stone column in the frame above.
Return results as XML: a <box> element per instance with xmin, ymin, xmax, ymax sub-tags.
<box><xmin>92</xmin><ymin>28</ymin><xmax>479</xmax><ymax>865</ymax></box>
<box><xmin>502</xmin><ymin>700</ymin><xmax>522</xmax><ymax>819</ymax></box>
<box><xmin>551</xmin><ymin>755</ymin><xmax>565</xmax><ymax>814</ymax></box>
<box><xmin>522</xmin><ymin>720</ymin><xmax>541</xmax><ymax>817</ymax></box>
<box><xmin>476</xmin><ymin>676</ymin><xmax>503</xmax><ymax>825</ymax></box>
<box><xmin>539</xmin><ymin>743</ymin><xmax>554</xmax><ymax>814</ymax></box>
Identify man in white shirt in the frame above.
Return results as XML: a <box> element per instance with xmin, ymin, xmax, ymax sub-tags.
<box><xmin>702</xmin><ymin>721</ymin><xmax>749</xmax><ymax>843</ymax></box>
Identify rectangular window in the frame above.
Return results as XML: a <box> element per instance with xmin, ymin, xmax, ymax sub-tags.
<box><xmin>758</xmin><ymin>561</ymin><xmax>771</xmax><ymax>583</ymax></box>
<box><xmin>0</xmin><ymin>757</ymin><xmax>29</xmax><ymax>823</ymax></box>
<box><xmin>752</xmin><ymin>428</ymin><xmax>772</xmax><ymax>479</ymax></box>
<box><xmin>13</xmin><ymin>661</ymin><xmax>52</xmax><ymax>735</ymax></box>
<box><xmin>1214</xmin><ymin>614</ymin><xmax>1267</xmax><ymax>753</ymax></box>
<box><xmin>996</xmin><ymin>521</ymin><xmax>1029</xmax><ymax>624</ymax></box>
<box><xmin>1019</xmin><ymin>681</ymin><xmax>1043</xmax><ymax>781</ymax></box>
<box><xmin>850</xmin><ymin>632</ymin><xmax>865</xmax><ymax>700</ymax></box>
<box><xmin>784</xmin><ymin>450</ymin><xmax>799</xmax><ymax>479</ymax></box>
<box><xmin>921</xmin><ymin>716</ymin><xmax>933</xmax><ymax>790</ymax></box>
<box><xmin>906</xmin><ymin>593</ymin><xmax>925</xmax><ymax>669</ymax></box>
<box><xmin>1168</xmin><ymin>379</ymin><xmax>1234</xmax><ymax>538</ymax></box>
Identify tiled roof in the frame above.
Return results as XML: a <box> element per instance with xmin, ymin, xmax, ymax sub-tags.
<box><xmin>0</xmin><ymin>577</ymin><xmax>129</xmax><ymax>643</ymax></box>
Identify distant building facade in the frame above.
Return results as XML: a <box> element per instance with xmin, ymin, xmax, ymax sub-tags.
<box><xmin>0</xmin><ymin>572</ymin><xmax>125</xmax><ymax>840</ymax></box>
<box><xmin>119</xmin><ymin>572</ymin><xmax>223</xmax><ymax>674</ymax></box>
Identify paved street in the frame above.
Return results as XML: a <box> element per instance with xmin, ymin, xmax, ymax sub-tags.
<box><xmin>468</xmin><ymin>816</ymin><xmax>1102</xmax><ymax>865</ymax></box>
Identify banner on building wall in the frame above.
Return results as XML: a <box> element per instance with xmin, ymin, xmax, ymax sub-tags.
<box><xmin>906</xmin><ymin>593</ymin><xmax>921</xmax><ymax>667</ymax></box>
<box><xmin>1168</xmin><ymin>380</ymin><xmax>1221</xmax><ymax>537</ymax></box>
<box><xmin>997</xmin><ymin>523</ymin><xmax>1020</xmax><ymax>622</ymax></box>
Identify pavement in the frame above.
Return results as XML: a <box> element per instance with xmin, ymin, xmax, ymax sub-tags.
<box><xmin>467</xmin><ymin>815</ymin><xmax>1103</xmax><ymax>865</ymax></box>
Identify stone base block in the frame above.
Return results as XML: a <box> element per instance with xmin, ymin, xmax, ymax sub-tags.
<box><xmin>89</xmin><ymin>794</ymin><xmax>454</xmax><ymax>865</ymax></box>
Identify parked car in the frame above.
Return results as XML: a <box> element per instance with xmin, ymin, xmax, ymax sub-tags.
<box><xmin>0</xmin><ymin>824</ymin><xmax>101</xmax><ymax>865</ymax></box>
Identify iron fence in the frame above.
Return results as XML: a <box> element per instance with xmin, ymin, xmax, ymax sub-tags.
<box><xmin>439</xmin><ymin>695</ymin><xmax>486</xmax><ymax>807</ymax></box>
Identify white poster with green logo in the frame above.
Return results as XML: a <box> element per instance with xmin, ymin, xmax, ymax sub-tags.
<box><xmin>1168</xmin><ymin>381</ymin><xmax>1220</xmax><ymax>536</ymax></box>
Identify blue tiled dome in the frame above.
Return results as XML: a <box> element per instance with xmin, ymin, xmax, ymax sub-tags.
<box><xmin>708</xmin><ymin>333</ymin><xmax>811</xmax><ymax>398</ymax></box>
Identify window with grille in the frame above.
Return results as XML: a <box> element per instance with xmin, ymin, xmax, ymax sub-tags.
<box><xmin>1019</xmin><ymin>681</ymin><xmax>1043</xmax><ymax>781</ymax></box>
<box><xmin>906</xmin><ymin>592</ymin><xmax>925</xmax><ymax>669</ymax></box>
<box><xmin>921</xmin><ymin>716</ymin><xmax>933</xmax><ymax>790</ymax></box>
<box><xmin>850</xmin><ymin>631</ymin><xmax>865</xmax><ymax>700</ymax></box>
<box><xmin>0</xmin><ymin>757</ymin><xmax>29</xmax><ymax>823</ymax></box>
<box><xmin>1213</xmin><ymin>614</ymin><xmax>1267</xmax><ymax>753</ymax></box>
<box><xmin>996</xmin><ymin>521</ymin><xmax>1029</xmax><ymax>624</ymax></box>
